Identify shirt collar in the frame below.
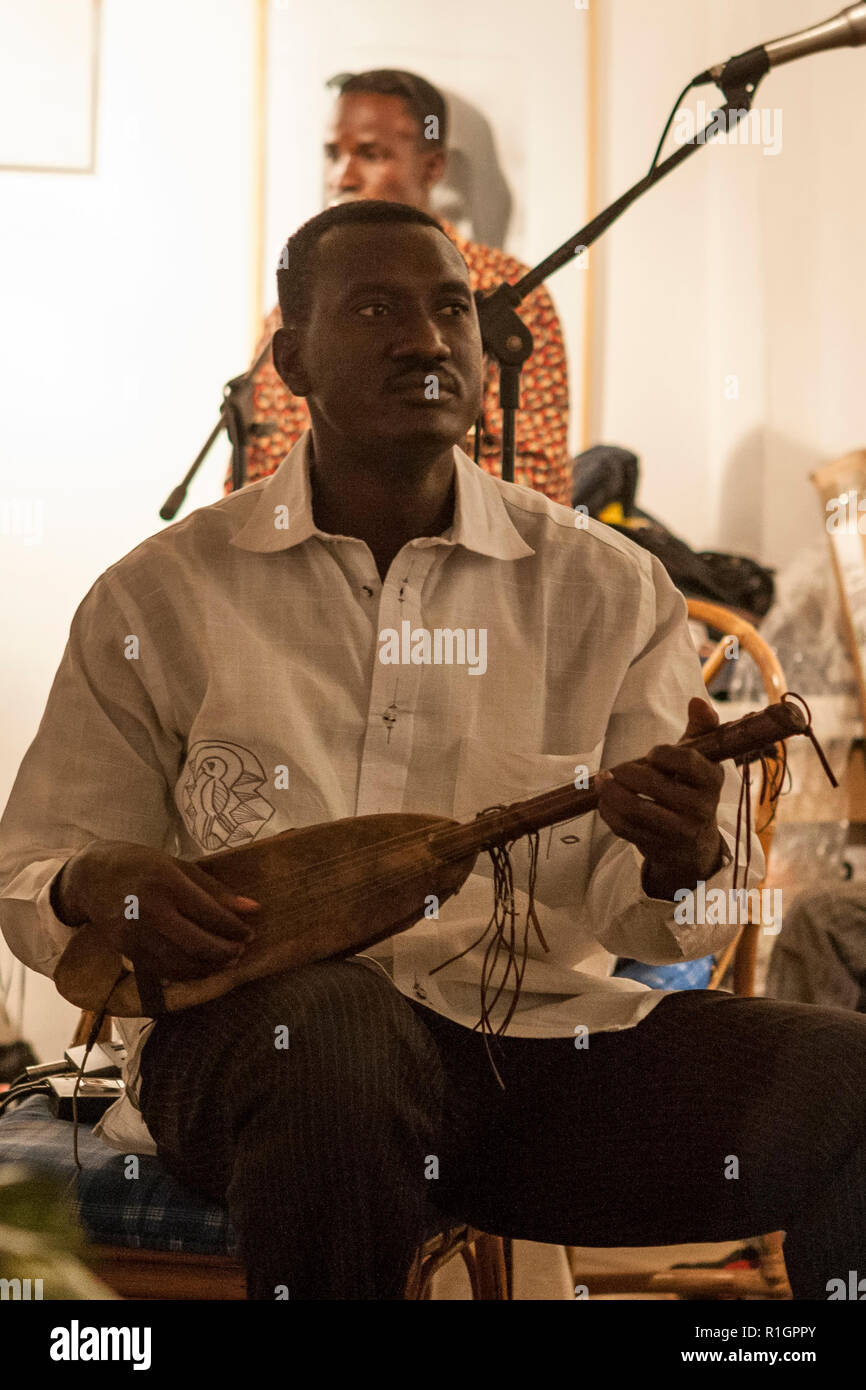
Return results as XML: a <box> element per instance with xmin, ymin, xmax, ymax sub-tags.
<box><xmin>230</xmin><ymin>431</ymin><xmax>534</xmax><ymax>562</ymax></box>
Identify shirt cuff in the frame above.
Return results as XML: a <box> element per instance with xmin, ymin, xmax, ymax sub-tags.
<box><xmin>0</xmin><ymin>858</ymin><xmax>80</xmax><ymax>977</ymax></box>
<box><xmin>651</xmin><ymin>826</ymin><xmax>764</xmax><ymax>958</ymax></box>
<box><xmin>36</xmin><ymin>862</ymin><xmax>82</xmax><ymax>954</ymax></box>
<box><xmin>600</xmin><ymin>825</ymin><xmax>763</xmax><ymax>966</ymax></box>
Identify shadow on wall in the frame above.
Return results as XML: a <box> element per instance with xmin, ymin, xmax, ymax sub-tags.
<box><xmin>717</xmin><ymin>427</ymin><xmax>768</xmax><ymax>560</ymax></box>
<box><xmin>719</xmin><ymin>428</ymin><xmax>826</xmax><ymax>567</ymax></box>
<box><xmin>431</xmin><ymin>88</ymin><xmax>512</xmax><ymax>250</ymax></box>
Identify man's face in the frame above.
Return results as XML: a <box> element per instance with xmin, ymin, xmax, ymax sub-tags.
<box><xmin>275</xmin><ymin>222</ymin><xmax>482</xmax><ymax>460</ymax></box>
<box><xmin>323</xmin><ymin>93</ymin><xmax>444</xmax><ymax>209</ymax></box>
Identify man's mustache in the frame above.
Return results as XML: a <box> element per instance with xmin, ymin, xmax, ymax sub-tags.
<box><xmin>387</xmin><ymin>364</ymin><xmax>461</xmax><ymax>393</ymax></box>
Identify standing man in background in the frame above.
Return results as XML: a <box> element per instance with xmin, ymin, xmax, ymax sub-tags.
<box><xmin>230</xmin><ymin>68</ymin><xmax>571</xmax><ymax>505</ymax></box>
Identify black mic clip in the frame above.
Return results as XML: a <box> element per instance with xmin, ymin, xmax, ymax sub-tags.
<box><xmin>474</xmin><ymin>285</ymin><xmax>533</xmax><ymax>371</ymax></box>
<box><xmin>692</xmin><ymin>44</ymin><xmax>770</xmax><ymax>103</ymax></box>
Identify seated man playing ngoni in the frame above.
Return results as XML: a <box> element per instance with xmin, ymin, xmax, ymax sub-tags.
<box><xmin>2</xmin><ymin>201</ymin><xmax>866</xmax><ymax>1300</ymax></box>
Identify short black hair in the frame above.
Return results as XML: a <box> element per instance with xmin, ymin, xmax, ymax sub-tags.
<box><xmin>326</xmin><ymin>68</ymin><xmax>447</xmax><ymax>149</ymax></box>
<box><xmin>276</xmin><ymin>200</ymin><xmax>456</xmax><ymax>326</ymax></box>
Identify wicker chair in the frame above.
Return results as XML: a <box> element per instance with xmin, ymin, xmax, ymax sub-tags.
<box><xmin>566</xmin><ymin>599</ymin><xmax>793</xmax><ymax>1300</ymax></box>
<box><xmin>691</xmin><ymin>599</ymin><xmax>786</xmax><ymax>997</ymax></box>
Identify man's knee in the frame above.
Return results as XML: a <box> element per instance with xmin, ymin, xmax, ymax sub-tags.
<box><xmin>224</xmin><ymin>963</ymin><xmax>444</xmax><ymax>1217</ymax></box>
<box><xmin>209</xmin><ymin>959</ymin><xmax>442</xmax><ymax>1116</ymax></box>
<box><xmin>245</xmin><ymin>957</ymin><xmax>419</xmax><ymax>1052</ymax></box>
<box><xmin>733</xmin><ymin>997</ymin><xmax>866</xmax><ymax>1178</ymax></box>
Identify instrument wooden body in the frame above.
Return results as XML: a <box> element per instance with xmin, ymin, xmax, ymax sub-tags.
<box><xmin>55</xmin><ymin>813</ymin><xmax>476</xmax><ymax>1016</ymax></box>
<box><xmin>54</xmin><ymin>700</ymin><xmax>815</xmax><ymax>1017</ymax></box>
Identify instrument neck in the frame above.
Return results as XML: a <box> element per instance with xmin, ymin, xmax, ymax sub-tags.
<box><xmin>427</xmin><ymin>780</ymin><xmax>600</xmax><ymax>863</ymax></box>
<box><xmin>427</xmin><ymin>698</ymin><xmax>811</xmax><ymax>865</ymax></box>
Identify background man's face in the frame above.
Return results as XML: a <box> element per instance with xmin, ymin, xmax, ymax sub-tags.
<box><xmin>279</xmin><ymin>222</ymin><xmax>482</xmax><ymax>459</ymax></box>
<box><xmin>323</xmin><ymin>93</ymin><xmax>444</xmax><ymax>209</ymax></box>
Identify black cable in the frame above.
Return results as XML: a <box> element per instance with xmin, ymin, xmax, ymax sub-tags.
<box><xmin>649</xmin><ymin>78</ymin><xmax>706</xmax><ymax>173</ymax></box>
<box><xmin>0</xmin><ymin>1079</ymin><xmax>51</xmax><ymax>1116</ymax></box>
<box><xmin>71</xmin><ymin>985</ymin><xmax>124</xmax><ymax>1171</ymax></box>
<box><xmin>1</xmin><ymin>1077</ymin><xmax>49</xmax><ymax>1101</ymax></box>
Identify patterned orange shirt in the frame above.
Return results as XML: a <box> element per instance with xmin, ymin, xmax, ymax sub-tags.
<box><xmin>225</xmin><ymin>221</ymin><xmax>571</xmax><ymax>505</ymax></box>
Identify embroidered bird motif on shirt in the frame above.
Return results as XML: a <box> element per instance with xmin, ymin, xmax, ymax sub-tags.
<box><xmin>181</xmin><ymin>740</ymin><xmax>275</xmax><ymax>851</ymax></box>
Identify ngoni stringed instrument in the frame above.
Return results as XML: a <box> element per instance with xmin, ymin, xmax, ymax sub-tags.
<box><xmin>53</xmin><ymin>696</ymin><xmax>835</xmax><ymax>1022</ymax></box>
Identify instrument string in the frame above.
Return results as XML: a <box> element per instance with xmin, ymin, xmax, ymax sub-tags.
<box><xmin>163</xmin><ymin>786</ymin><xmax>588</xmax><ymax>958</ymax></box>
<box><xmin>107</xmin><ymin>696</ymin><xmax>835</xmax><ymax>1029</ymax></box>
<box><xmin>195</xmin><ymin>699</ymin><xmax>819</xmax><ymax>914</ymax></box>
<box><xmin>437</xmin><ymin>704</ymin><xmax>830</xmax><ymax>1087</ymax></box>
<box><xmin>432</xmin><ymin>827</ymin><xmax>546</xmax><ymax>1090</ymax></box>
<box><xmin>242</xmin><ymin>733</ymin><xmax>794</xmax><ymax>957</ymax></box>
<box><xmin>229</xmin><ymin>696</ymin><xmax>818</xmax><ymax>906</ymax></box>
<box><xmin>211</xmin><ymin>779</ymin><xmax>587</xmax><ymax>908</ymax></box>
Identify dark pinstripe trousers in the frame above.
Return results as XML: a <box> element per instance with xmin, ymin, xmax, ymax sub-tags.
<box><xmin>138</xmin><ymin>957</ymin><xmax>866</xmax><ymax>1300</ymax></box>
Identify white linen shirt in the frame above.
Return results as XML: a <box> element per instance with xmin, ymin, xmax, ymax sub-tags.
<box><xmin>0</xmin><ymin>435</ymin><xmax>762</xmax><ymax>1152</ymax></box>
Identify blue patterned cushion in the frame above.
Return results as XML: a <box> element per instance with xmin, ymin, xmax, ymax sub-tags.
<box><xmin>613</xmin><ymin>956</ymin><xmax>715</xmax><ymax>990</ymax></box>
<box><xmin>0</xmin><ymin>1095</ymin><xmax>235</xmax><ymax>1255</ymax></box>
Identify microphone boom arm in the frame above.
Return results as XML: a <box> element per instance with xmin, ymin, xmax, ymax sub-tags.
<box><xmin>476</xmin><ymin>93</ymin><xmax>763</xmax><ymax>483</ymax></box>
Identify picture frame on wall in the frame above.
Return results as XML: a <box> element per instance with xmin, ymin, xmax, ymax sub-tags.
<box><xmin>0</xmin><ymin>0</ymin><xmax>101</xmax><ymax>174</ymax></box>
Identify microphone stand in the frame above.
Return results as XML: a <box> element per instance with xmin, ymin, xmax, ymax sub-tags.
<box><xmin>476</xmin><ymin>77</ymin><xmax>762</xmax><ymax>483</ymax></box>
<box><xmin>159</xmin><ymin>340</ymin><xmax>273</xmax><ymax>521</ymax></box>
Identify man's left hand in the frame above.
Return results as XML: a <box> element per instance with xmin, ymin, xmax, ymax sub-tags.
<box><xmin>597</xmin><ymin>697</ymin><xmax>727</xmax><ymax>901</ymax></box>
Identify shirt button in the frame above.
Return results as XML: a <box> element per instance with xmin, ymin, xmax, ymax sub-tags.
<box><xmin>361</xmin><ymin>585</ymin><xmax>374</xmax><ymax>597</ymax></box>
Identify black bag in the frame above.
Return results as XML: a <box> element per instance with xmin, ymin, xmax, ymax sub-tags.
<box><xmin>572</xmin><ymin>445</ymin><xmax>774</xmax><ymax>620</ymax></box>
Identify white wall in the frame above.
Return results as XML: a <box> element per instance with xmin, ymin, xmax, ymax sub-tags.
<box><xmin>0</xmin><ymin>0</ymin><xmax>256</xmax><ymax>1058</ymax></box>
<box><xmin>592</xmin><ymin>0</ymin><xmax>866</xmax><ymax>569</ymax></box>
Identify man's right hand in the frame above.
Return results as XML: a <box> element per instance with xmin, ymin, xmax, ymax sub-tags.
<box><xmin>53</xmin><ymin>841</ymin><xmax>259</xmax><ymax>982</ymax></box>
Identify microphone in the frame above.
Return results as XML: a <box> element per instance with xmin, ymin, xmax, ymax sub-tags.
<box><xmin>693</xmin><ymin>3</ymin><xmax>866</xmax><ymax>91</ymax></box>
